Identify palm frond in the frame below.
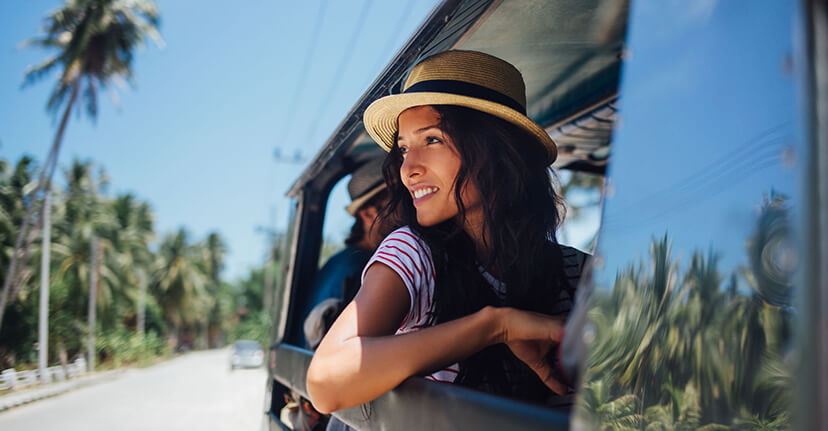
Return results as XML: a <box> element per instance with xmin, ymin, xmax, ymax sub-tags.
<box><xmin>22</xmin><ymin>0</ymin><xmax>163</xmax><ymax>120</ymax></box>
<box><xmin>21</xmin><ymin>55</ymin><xmax>63</xmax><ymax>88</ymax></box>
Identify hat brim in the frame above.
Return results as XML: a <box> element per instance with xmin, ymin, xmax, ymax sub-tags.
<box><xmin>363</xmin><ymin>92</ymin><xmax>557</xmax><ymax>163</ymax></box>
<box><xmin>345</xmin><ymin>183</ymin><xmax>386</xmax><ymax>216</ymax></box>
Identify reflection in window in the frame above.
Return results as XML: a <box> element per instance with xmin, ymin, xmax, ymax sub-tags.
<box><xmin>580</xmin><ymin>193</ymin><xmax>794</xmax><ymax>428</ymax></box>
<box><xmin>574</xmin><ymin>1</ymin><xmax>805</xmax><ymax>429</ymax></box>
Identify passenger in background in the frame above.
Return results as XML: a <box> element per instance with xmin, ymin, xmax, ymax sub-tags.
<box><xmin>300</xmin><ymin>158</ymin><xmax>389</xmax><ymax>349</ymax></box>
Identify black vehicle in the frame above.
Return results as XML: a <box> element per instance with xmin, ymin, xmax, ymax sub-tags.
<box><xmin>264</xmin><ymin>0</ymin><xmax>828</xmax><ymax>429</ymax></box>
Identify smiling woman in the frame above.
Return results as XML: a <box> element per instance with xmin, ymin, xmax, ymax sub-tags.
<box><xmin>396</xmin><ymin>106</ymin><xmax>477</xmax><ymax>227</ymax></box>
<box><xmin>305</xmin><ymin>50</ymin><xmax>588</xmax><ymax>415</ymax></box>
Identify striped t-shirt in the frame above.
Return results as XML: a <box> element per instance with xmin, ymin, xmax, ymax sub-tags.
<box><xmin>361</xmin><ymin>226</ymin><xmax>588</xmax><ymax>384</ymax></box>
<box><xmin>361</xmin><ymin>226</ymin><xmax>459</xmax><ymax>382</ymax></box>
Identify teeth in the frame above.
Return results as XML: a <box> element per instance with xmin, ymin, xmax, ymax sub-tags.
<box><xmin>413</xmin><ymin>187</ymin><xmax>437</xmax><ymax>199</ymax></box>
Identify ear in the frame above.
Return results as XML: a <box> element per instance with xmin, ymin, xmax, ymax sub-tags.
<box><xmin>357</xmin><ymin>206</ymin><xmax>378</xmax><ymax>225</ymax></box>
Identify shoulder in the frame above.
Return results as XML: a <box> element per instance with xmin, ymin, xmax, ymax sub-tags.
<box><xmin>365</xmin><ymin>226</ymin><xmax>434</xmax><ymax>283</ymax></box>
<box><xmin>382</xmin><ymin>226</ymin><xmax>423</xmax><ymax>243</ymax></box>
<box><xmin>376</xmin><ymin>226</ymin><xmax>432</xmax><ymax>258</ymax></box>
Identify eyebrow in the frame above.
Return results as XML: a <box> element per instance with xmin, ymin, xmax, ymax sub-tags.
<box><xmin>396</xmin><ymin>124</ymin><xmax>441</xmax><ymax>142</ymax></box>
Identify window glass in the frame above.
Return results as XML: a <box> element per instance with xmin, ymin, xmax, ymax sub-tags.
<box><xmin>319</xmin><ymin>176</ymin><xmax>352</xmax><ymax>266</ymax></box>
<box><xmin>575</xmin><ymin>1</ymin><xmax>806</xmax><ymax>429</ymax></box>
<box><xmin>285</xmin><ymin>176</ymin><xmax>353</xmax><ymax>348</ymax></box>
<box><xmin>557</xmin><ymin>170</ymin><xmax>603</xmax><ymax>254</ymax></box>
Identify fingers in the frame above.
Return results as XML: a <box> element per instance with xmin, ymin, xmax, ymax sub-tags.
<box><xmin>542</xmin><ymin>373</ymin><xmax>568</xmax><ymax>395</ymax></box>
<box><xmin>526</xmin><ymin>355</ymin><xmax>567</xmax><ymax>395</ymax></box>
<box><xmin>509</xmin><ymin>310</ymin><xmax>564</xmax><ymax>342</ymax></box>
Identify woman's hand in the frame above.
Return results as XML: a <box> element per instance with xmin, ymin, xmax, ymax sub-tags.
<box><xmin>494</xmin><ymin>307</ymin><xmax>568</xmax><ymax>395</ymax></box>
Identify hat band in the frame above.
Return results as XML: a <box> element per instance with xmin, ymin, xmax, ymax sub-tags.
<box><xmin>403</xmin><ymin>79</ymin><xmax>526</xmax><ymax>115</ymax></box>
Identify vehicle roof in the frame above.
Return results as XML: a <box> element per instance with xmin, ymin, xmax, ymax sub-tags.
<box><xmin>287</xmin><ymin>0</ymin><xmax>626</xmax><ymax>198</ymax></box>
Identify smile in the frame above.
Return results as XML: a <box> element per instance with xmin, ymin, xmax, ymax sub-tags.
<box><xmin>413</xmin><ymin>187</ymin><xmax>438</xmax><ymax>199</ymax></box>
<box><xmin>411</xmin><ymin>186</ymin><xmax>438</xmax><ymax>205</ymax></box>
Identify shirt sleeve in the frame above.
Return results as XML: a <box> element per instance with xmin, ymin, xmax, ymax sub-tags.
<box><xmin>361</xmin><ymin>227</ymin><xmax>433</xmax><ymax>326</ymax></box>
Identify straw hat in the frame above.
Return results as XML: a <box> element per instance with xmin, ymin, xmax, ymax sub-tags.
<box><xmin>363</xmin><ymin>50</ymin><xmax>557</xmax><ymax>162</ymax></box>
<box><xmin>345</xmin><ymin>157</ymin><xmax>386</xmax><ymax>216</ymax></box>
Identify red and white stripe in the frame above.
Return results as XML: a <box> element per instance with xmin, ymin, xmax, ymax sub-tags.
<box><xmin>362</xmin><ymin>226</ymin><xmax>457</xmax><ymax>382</ymax></box>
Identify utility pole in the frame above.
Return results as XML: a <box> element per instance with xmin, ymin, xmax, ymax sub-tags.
<box><xmin>38</xmin><ymin>189</ymin><xmax>51</xmax><ymax>383</ymax></box>
<box><xmin>137</xmin><ymin>270</ymin><xmax>146</xmax><ymax>337</ymax></box>
<box><xmin>88</xmin><ymin>235</ymin><xmax>98</xmax><ymax>372</ymax></box>
<box><xmin>257</xmin><ymin>207</ymin><xmax>278</xmax><ymax>316</ymax></box>
<box><xmin>263</xmin><ymin>246</ymin><xmax>274</xmax><ymax>315</ymax></box>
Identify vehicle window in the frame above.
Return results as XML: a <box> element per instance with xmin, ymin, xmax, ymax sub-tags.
<box><xmin>557</xmin><ymin>170</ymin><xmax>603</xmax><ymax>254</ymax></box>
<box><xmin>319</xmin><ymin>176</ymin><xmax>352</xmax><ymax>266</ymax></box>
<box><xmin>287</xmin><ymin>173</ymin><xmax>364</xmax><ymax>349</ymax></box>
<box><xmin>575</xmin><ymin>1</ymin><xmax>806</xmax><ymax>429</ymax></box>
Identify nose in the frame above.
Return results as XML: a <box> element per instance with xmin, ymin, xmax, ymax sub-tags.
<box><xmin>400</xmin><ymin>147</ymin><xmax>424</xmax><ymax>183</ymax></box>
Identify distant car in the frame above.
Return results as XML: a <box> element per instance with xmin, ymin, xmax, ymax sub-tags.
<box><xmin>230</xmin><ymin>340</ymin><xmax>264</xmax><ymax>370</ymax></box>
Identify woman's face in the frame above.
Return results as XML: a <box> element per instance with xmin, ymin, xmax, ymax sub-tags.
<box><xmin>397</xmin><ymin>105</ymin><xmax>482</xmax><ymax>228</ymax></box>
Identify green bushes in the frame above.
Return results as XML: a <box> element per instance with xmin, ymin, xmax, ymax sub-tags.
<box><xmin>97</xmin><ymin>326</ymin><xmax>171</xmax><ymax>368</ymax></box>
<box><xmin>230</xmin><ymin>311</ymin><xmax>271</xmax><ymax>348</ymax></box>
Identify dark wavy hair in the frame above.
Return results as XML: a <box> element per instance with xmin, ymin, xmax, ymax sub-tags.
<box><xmin>375</xmin><ymin>105</ymin><xmax>570</xmax><ymax>400</ymax></box>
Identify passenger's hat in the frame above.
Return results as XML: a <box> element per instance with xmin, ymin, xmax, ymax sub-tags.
<box><xmin>363</xmin><ymin>50</ymin><xmax>557</xmax><ymax>162</ymax></box>
<box><xmin>345</xmin><ymin>157</ymin><xmax>386</xmax><ymax>216</ymax></box>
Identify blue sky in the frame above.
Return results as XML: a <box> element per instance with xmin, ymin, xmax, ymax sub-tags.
<box><xmin>1</xmin><ymin>0</ymin><xmax>439</xmax><ymax>281</ymax></box>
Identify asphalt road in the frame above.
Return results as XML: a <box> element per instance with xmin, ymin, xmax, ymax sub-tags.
<box><xmin>0</xmin><ymin>348</ymin><xmax>268</xmax><ymax>431</ymax></box>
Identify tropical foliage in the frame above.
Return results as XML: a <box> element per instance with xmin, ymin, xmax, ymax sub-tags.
<box><xmin>1</xmin><ymin>0</ymin><xmax>163</xmax><ymax>333</ymax></box>
<box><xmin>577</xmin><ymin>192</ymin><xmax>794</xmax><ymax>430</ymax></box>
<box><xmin>0</xmin><ymin>155</ymin><xmax>278</xmax><ymax>369</ymax></box>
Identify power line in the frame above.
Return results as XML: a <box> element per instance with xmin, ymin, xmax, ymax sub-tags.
<box><xmin>298</xmin><ymin>0</ymin><xmax>374</xmax><ymax>149</ymax></box>
<box><xmin>367</xmin><ymin>0</ymin><xmax>417</xmax><ymax>85</ymax></box>
<box><xmin>279</xmin><ymin>0</ymin><xmax>329</xmax><ymax>145</ymax></box>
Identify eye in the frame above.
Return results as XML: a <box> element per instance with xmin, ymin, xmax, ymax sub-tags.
<box><xmin>398</xmin><ymin>145</ymin><xmax>409</xmax><ymax>155</ymax></box>
<box><xmin>426</xmin><ymin>136</ymin><xmax>442</xmax><ymax>145</ymax></box>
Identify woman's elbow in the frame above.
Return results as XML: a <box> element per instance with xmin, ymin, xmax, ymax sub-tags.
<box><xmin>306</xmin><ymin>360</ymin><xmax>340</xmax><ymax>414</ymax></box>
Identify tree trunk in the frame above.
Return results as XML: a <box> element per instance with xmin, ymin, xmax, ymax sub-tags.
<box><xmin>137</xmin><ymin>270</ymin><xmax>146</xmax><ymax>337</ymax></box>
<box><xmin>0</xmin><ymin>81</ymin><xmax>78</xmax><ymax>333</ymax></box>
<box><xmin>9</xmin><ymin>216</ymin><xmax>44</xmax><ymax>302</ymax></box>
<box><xmin>264</xmin><ymin>251</ymin><xmax>274</xmax><ymax>315</ymax></box>
<box><xmin>38</xmin><ymin>190</ymin><xmax>52</xmax><ymax>383</ymax></box>
<box><xmin>200</xmin><ymin>321</ymin><xmax>208</xmax><ymax>350</ymax></box>
<box><xmin>88</xmin><ymin>235</ymin><xmax>99</xmax><ymax>372</ymax></box>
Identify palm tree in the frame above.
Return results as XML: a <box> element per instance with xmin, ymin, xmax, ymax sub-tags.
<box><xmin>153</xmin><ymin>229</ymin><xmax>209</xmax><ymax>349</ymax></box>
<box><xmin>103</xmin><ymin>194</ymin><xmax>154</xmax><ymax>334</ymax></box>
<box><xmin>0</xmin><ymin>157</ymin><xmax>40</xmax><ymax>365</ymax></box>
<box><xmin>202</xmin><ymin>232</ymin><xmax>226</xmax><ymax>347</ymax></box>
<box><xmin>1</xmin><ymin>0</ymin><xmax>163</xmax><ymax>332</ymax></box>
<box><xmin>51</xmin><ymin>160</ymin><xmax>117</xmax><ymax>369</ymax></box>
<box><xmin>583</xmin><ymin>220</ymin><xmax>792</xmax><ymax>428</ymax></box>
<box><xmin>578</xmin><ymin>379</ymin><xmax>643</xmax><ymax>431</ymax></box>
<box><xmin>0</xmin><ymin>158</ymin><xmax>40</xmax><ymax>301</ymax></box>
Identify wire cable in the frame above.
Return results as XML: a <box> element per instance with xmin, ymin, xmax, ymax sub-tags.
<box><xmin>299</xmin><ymin>0</ymin><xmax>374</xmax><ymax>148</ymax></box>
<box><xmin>366</xmin><ymin>0</ymin><xmax>417</xmax><ymax>85</ymax></box>
<box><xmin>279</xmin><ymin>0</ymin><xmax>329</xmax><ymax>146</ymax></box>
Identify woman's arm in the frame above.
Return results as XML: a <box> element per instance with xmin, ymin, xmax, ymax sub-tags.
<box><xmin>306</xmin><ymin>263</ymin><xmax>566</xmax><ymax>413</ymax></box>
<box><xmin>306</xmin><ymin>262</ymin><xmax>502</xmax><ymax>413</ymax></box>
